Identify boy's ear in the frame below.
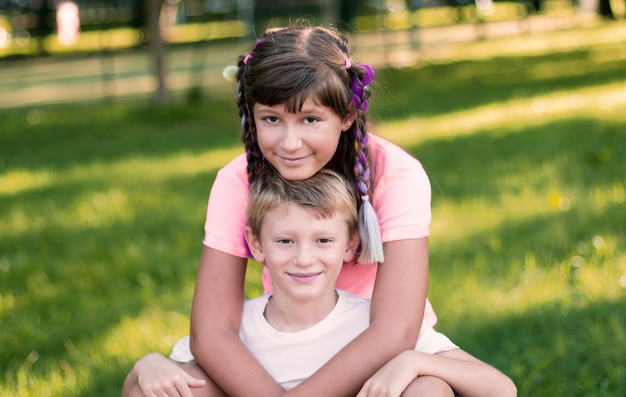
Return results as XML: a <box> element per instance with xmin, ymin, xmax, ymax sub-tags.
<box><xmin>244</xmin><ymin>226</ymin><xmax>266</xmax><ymax>263</ymax></box>
<box><xmin>344</xmin><ymin>232</ymin><xmax>361</xmax><ymax>262</ymax></box>
<box><xmin>341</xmin><ymin>104</ymin><xmax>357</xmax><ymax>132</ymax></box>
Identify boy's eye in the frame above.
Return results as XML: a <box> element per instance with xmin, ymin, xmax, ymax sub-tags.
<box><xmin>264</xmin><ymin>116</ymin><xmax>279</xmax><ymax>123</ymax></box>
<box><xmin>277</xmin><ymin>238</ymin><xmax>293</xmax><ymax>244</ymax></box>
<box><xmin>304</xmin><ymin>117</ymin><xmax>319</xmax><ymax>124</ymax></box>
<box><xmin>317</xmin><ymin>238</ymin><xmax>333</xmax><ymax>244</ymax></box>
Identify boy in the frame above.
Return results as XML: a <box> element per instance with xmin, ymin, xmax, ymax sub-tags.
<box><xmin>126</xmin><ymin>167</ymin><xmax>516</xmax><ymax>396</ymax></box>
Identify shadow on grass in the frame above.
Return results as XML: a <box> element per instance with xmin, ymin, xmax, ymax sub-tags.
<box><xmin>412</xmin><ymin>117</ymin><xmax>624</xmax><ymax>204</ymax></box>
<box><xmin>0</xmin><ymin>170</ymin><xmax>214</xmax><ymax>375</ymax></box>
<box><xmin>0</xmin><ymin>96</ymin><xmax>241</xmax><ymax>175</ymax></box>
<box><xmin>441</xmin><ymin>295</ymin><xmax>626</xmax><ymax>397</ymax></box>
<box><xmin>372</xmin><ymin>46</ymin><xmax>626</xmax><ymax>120</ymax></box>
<box><xmin>411</xmin><ymin>116</ymin><xmax>625</xmax><ymax>280</ymax></box>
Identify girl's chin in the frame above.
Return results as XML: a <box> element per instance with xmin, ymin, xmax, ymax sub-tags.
<box><xmin>273</xmin><ymin>168</ymin><xmax>317</xmax><ymax>181</ymax></box>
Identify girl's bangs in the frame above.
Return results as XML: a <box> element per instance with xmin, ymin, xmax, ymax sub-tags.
<box><xmin>251</xmin><ymin>64</ymin><xmax>349</xmax><ymax>115</ymax></box>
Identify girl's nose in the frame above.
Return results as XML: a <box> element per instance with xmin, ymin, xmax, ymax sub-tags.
<box><xmin>281</xmin><ymin>125</ymin><xmax>302</xmax><ymax>152</ymax></box>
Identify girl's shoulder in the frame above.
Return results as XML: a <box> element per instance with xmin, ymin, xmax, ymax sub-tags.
<box><xmin>369</xmin><ymin>134</ymin><xmax>425</xmax><ymax>174</ymax></box>
<box><xmin>219</xmin><ymin>152</ymin><xmax>248</xmax><ymax>175</ymax></box>
<box><xmin>211</xmin><ymin>152</ymin><xmax>249</xmax><ymax>193</ymax></box>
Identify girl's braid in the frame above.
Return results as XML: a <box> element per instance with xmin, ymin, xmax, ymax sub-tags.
<box><xmin>351</xmin><ymin>63</ymin><xmax>374</xmax><ymax>200</ymax></box>
<box><xmin>238</xmin><ymin>40</ymin><xmax>265</xmax><ymax>185</ymax></box>
<box><xmin>349</xmin><ymin>63</ymin><xmax>384</xmax><ymax>263</ymax></box>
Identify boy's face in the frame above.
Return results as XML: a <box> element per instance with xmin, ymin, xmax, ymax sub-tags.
<box><xmin>246</xmin><ymin>203</ymin><xmax>358</xmax><ymax>304</ymax></box>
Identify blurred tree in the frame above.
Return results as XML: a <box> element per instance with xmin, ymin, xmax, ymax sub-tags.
<box><xmin>145</xmin><ymin>0</ymin><xmax>168</xmax><ymax>105</ymax></box>
<box><xmin>32</xmin><ymin>0</ymin><xmax>55</xmax><ymax>54</ymax></box>
<box><xmin>597</xmin><ymin>0</ymin><xmax>616</xmax><ymax>19</ymax></box>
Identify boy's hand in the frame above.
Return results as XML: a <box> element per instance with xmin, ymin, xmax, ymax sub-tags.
<box><xmin>356</xmin><ymin>350</ymin><xmax>421</xmax><ymax>397</ymax></box>
<box><xmin>135</xmin><ymin>352</ymin><xmax>206</xmax><ymax>397</ymax></box>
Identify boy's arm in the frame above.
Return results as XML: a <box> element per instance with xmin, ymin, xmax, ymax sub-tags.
<box><xmin>189</xmin><ymin>246</ymin><xmax>285</xmax><ymax>396</ymax></box>
<box><xmin>284</xmin><ymin>238</ymin><xmax>429</xmax><ymax>396</ymax></box>
<box><xmin>359</xmin><ymin>348</ymin><xmax>517</xmax><ymax>397</ymax></box>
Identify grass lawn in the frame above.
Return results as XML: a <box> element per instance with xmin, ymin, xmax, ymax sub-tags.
<box><xmin>1</xmin><ymin>23</ymin><xmax>625</xmax><ymax>396</ymax></box>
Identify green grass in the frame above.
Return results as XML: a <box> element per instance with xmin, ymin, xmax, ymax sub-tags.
<box><xmin>1</xmin><ymin>26</ymin><xmax>626</xmax><ymax>396</ymax></box>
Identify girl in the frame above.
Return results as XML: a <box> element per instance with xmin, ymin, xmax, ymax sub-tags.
<box><xmin>124</xmin><ymin>24</ymin><xmax>473</xmax><ymax>396</ymax></box>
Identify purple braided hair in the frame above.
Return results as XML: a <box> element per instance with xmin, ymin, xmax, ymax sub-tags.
<box><xmin>349</xmin><ymin>63</ymin><xmax>384</xmax><ymax>263</ymax></box>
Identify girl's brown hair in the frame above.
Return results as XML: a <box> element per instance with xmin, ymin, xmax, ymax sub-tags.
<box><xmin>235</xmin><ymin>24</ymin><xmax>383</xmax><ymax>263</ymax></box>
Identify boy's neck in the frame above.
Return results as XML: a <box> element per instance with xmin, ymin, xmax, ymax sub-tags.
<box><xmin>263</xmin><ymin>290</ymin><xmax>339</xmax><ymax>332</ymax></box>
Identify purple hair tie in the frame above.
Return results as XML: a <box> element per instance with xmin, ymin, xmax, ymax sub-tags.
<box><xmin>361</xmin><ymin>64</ymin><xmax>375</xmax><ymax>87</ymax></box>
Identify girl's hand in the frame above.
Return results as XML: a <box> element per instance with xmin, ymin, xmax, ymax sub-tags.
<box><xmin>356</xmin><ymin>350</ymin><xmax>421</xmax><ymax>397</ymax></box>
<box><xmin>134</xmin><ymin>352</ymin><xmax>206</xmax><ymax>397</ymax></box>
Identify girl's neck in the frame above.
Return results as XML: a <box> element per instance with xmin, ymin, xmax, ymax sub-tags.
<box><xmin>263</xmin><ymin>290</ymin><xmax>339</xmax><ymax>332</ymax></box>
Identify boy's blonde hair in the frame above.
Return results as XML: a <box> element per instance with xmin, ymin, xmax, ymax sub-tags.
<box><xmin>247</xmin><ymin>166</ymin><xmax>358</xmax><ymax>240</ymax></box>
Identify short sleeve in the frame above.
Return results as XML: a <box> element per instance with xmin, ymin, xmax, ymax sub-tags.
<box><xmin>370</xmin><ymin>136</ymin><xmax>432</xmax><ymax>242</ymax></box>
<box><xmin>203</xmin><ymin>154</ymin><xmax>251</xmax><ymax>258</ymax></box>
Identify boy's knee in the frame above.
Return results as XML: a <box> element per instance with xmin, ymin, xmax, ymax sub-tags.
<box><xmin>401</xmin><ymin>375</ymin><xmax>454</xmax><ymax>397</ymax></box>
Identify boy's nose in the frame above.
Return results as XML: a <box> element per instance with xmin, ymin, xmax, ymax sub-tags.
<box><xmin>295</xmin><ymin>246</ymin><xmax>313</xmax><ymax>267</ymax></box>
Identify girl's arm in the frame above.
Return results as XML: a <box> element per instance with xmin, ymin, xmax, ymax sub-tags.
<box><xmin>285</xmin><ymin>238</ymin><xmax>429</xmax><ymax>396</ymax></box>
<box><xmin>358</xmin><ymin>348</ymin><xmax>517</xmax><ymax>397</ymax></box>
<box><xmin>189</xmin><ymin>246</ymin><xmax>285</xmax><ymax>396</ymax></box>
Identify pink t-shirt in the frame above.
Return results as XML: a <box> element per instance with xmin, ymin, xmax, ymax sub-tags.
<box><xmin>203</xmin><ymin>134</ymin><xmax>437</xmax><ymax>327</ymax></box>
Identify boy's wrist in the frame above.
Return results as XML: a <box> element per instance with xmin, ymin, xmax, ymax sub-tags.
<box><xmin>404</xmin><ymin>350</ymin><xmax>427</xmax><ymax>377</ymax></box>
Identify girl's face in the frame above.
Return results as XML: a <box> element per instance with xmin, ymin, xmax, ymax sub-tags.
<box><xmin>254</xmin><ymin>96</ymin><xmax>355</xmax><ymax>181</ymax></box>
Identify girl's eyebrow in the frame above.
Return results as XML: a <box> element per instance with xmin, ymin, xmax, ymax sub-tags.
<box><xmin>299</xmin><ymin>104</ymin><xmax>324</xmax><ymax>113</ymax></box>
<box><xmin>255</xmin><ymin>106</ymin><xmax>278</xmax><ymax>114</ymax></box>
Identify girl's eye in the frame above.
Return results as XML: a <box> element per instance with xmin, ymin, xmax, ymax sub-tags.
<box><xmin>304</xmin><ymin>117</ymin><xmax>319</xmax><ymax>124</ymax></box>
<box><xmin>317</xmin><ymin>238</ymin><xmax>333</xmax><ymax>244</ymax></box>
<box><xmin>277</xmin><ymin>238</ymin><xmax>293</xmax><ymax>244</ymax></box>
<box><xmin>264</xmin><ymin>116</ymin><xmax>279</xmax><ymax>123</ymax></box>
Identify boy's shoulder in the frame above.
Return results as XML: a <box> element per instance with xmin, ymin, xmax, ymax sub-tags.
<box><xmin>337</xmin><ymin>290</ymin><xmax>371</xmax><ymax>312</ymax></box>
<box><xmin>243</xmin><ymin>293</ymin><xmax>272</xmax><ymax>315</ymax></box>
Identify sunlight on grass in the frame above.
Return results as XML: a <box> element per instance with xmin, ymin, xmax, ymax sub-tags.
<box><xmin>380</xmin><ymin>81</ymin><xmax>626</xmax><ymax>145</ymax></box>
<box><xmin>0</xmin><ymin>169</ymin><xmax>54</xmax><ymax>196</ymax></box>
<box><xmin>106</xmin><ymin>309</ymin><xmax>191</xmax><ymax>360</ymax></box>
<box><xmin>0</xmin><ymin>147</ymin><xmax>240</xmax><ymax>198</ymax></box>
<box><xmin>1</xmin><ymin>308</ymin><xmax>191</xmax><ymax>397</ymax></box>
<box><xmin>397</xmin><ymin>22</ymin><xmax>626</xmax><ymax>62</ymax></box>
<box><xmin>0</xmin><ymin>147</ymin><xmax>242</xmax><ymax>241</ymax></box>
<box><xmin>0</xmin><ymin>20</ymin><xmax>248</xmax><ymax>57</ymax></box>
<box><xmin>164</xmin><ymin>20</ymin><xmax>250</xmax><ymax>44</ymax></box>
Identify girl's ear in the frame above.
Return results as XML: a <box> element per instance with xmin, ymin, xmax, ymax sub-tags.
<box><xmin>344</xmin><ymin>232</ymin><xmax>361</xmax><ymax>262</ymax></box>
<box><xmin>245</xmin><ymin>226</ymin><xmax>266</xmax><ymax>263</ymax></box>
<box><xmin>341</xmin><ymin>104</ymin><xmax>357</xmax><ymax>132</ymax></box>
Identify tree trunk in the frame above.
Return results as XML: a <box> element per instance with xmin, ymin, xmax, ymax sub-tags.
<box><xmin>149</xmin><ymin>0</ymin><xmax>168</xmax><ymax>106</ymax></box>
<box><xmin>598</xmin><ymin>0</ymin><xmax>616</xmax><ymax>18</ymax></box>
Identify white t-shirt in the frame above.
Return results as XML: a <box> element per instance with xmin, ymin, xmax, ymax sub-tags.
<box><xmin>170</xmin><ymin>290</ymin><xmax>457</xmax><ymax>389</ymax></box>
